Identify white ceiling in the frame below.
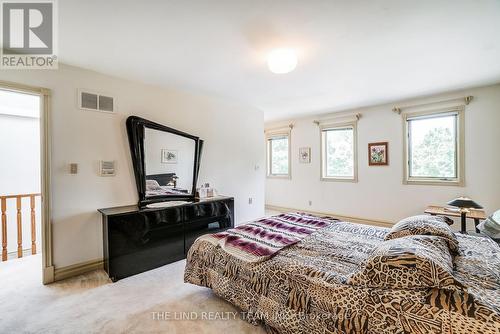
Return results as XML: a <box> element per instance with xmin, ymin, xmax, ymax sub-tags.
<box><xmin>59</xmin><ymin>0</ymin><xmax>500</xmax><ymax>121</ymax></box>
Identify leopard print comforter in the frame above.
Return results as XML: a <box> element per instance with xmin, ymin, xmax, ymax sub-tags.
<box><xmin>184</xmin><ymin>219</ymin><xmax>500</xmax><ymax>333</ymax></box>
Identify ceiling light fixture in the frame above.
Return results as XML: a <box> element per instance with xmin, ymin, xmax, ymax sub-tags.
<box><xmin>267</xmin><ymin>48</ymin><xmax>298</xmax><ymax>74</ymax></box>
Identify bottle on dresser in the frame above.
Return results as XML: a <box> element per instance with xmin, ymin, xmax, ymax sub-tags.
<box><xmin>198</xmin><ymin>183</ymin><xmax>215</xmax><ymax>198</ymax></box>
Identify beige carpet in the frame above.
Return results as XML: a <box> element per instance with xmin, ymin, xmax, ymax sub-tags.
<box><xmin>0</xmin><ymin>254</ymin><xmax>266</xmax><ymax>334</ymax></box>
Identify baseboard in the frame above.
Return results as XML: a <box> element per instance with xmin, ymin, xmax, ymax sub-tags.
<box><xmin>265</xmin><ymin>204</ymin><xmax>394</xmax><ymax>228</ymax></box>
<box><xmin>54</xmin><ymin>258</ymin><xmax>103</xmax><ymax>282</ymax></box>
<box><xmin>6</xmin><ymin>248</ymin><xmax>35</xmax><ymax>260</ymax></box>
<box><xmin>43</xmin><ymin>265</ymin><xmax>55</xmax><ymax>284</ymax></box>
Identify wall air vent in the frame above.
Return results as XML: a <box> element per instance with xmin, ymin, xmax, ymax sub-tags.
<box><xmin>99</xmin><ymin>160</ymin><xmax>116</xmax><ymax>176</ymax></box>
<box><xmin>79</xmin><ymin>90</ymin><xmax>115</xmax><ymax>113</ymax></box>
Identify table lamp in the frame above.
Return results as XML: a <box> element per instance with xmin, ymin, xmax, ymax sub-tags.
<box><xmin>447</xmin><ymin>197</ymin><xmax>483</xmax><ymax>233</ymax></box>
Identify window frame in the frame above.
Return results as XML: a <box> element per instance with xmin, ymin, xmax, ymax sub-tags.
<box><xmin>0</xmin><ymin>80</ymin><xmax>54</xmax><ymax>283</ymax></box>
<box><xmin>266</xmin><ymin>130</ymin><xmax>291</xmax><ymax>179</ymax></box>
<box><xmin>320</xmin><ymin>121</ymin><xmax>358</xmax><ymax>182</ymax></box>
<box><xmin>402</xmin><ymin>107</ymin><xmax>464</xmax><ymax>186</ymax></box>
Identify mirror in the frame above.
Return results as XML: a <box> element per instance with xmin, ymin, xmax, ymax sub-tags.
<box><xmin>126</xmin><ymin>116</ymin><xmax>203</xmax><ymax>207</ymax></box>
<box><xmin>144</xmin><ymin>128</ymin><xmax>195</xmax><ymax>196</ymax></box>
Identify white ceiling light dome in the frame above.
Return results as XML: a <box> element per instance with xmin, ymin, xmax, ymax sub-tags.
<box><xmin>267</xmin><ymin>48</ymin><xmax>298</xmax><ymax>74</ymax></box>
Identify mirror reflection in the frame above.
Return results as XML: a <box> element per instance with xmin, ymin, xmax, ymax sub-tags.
<box><xmin>144</xmin><ymin>127</ymin><xmax>195</xmax><ymax>197</ymax></box>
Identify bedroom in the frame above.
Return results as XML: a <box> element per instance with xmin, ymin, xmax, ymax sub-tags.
<box><xmin>0</xmin><ymin>1</ymin><xmax>499</xmax><ymax>333</ymax></box>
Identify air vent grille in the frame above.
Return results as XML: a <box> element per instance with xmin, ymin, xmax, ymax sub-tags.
<box><xmin>81</xmin><ymin>92</ymin><xmax>98</xmax><ymax>110</ymax></box>
<box><xmin>79</xmin><ymin>90</ymin><xmax>115</xmax><ymax>113</ymax></box>
<box><xmin>99</xmin><ymin>160</ymin><xmax>116</xmax><ymax>176</ymax></box>
<box><xmin>99</xmin><ymin>95</ymin><xmax>114</xmax><ymax>112</ymax></box>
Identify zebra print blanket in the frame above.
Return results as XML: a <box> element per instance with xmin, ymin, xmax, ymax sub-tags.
<box><xmin>196</xmin><ymin>213</ymin><xmax>335</xmax><ymax>262</ymax></box>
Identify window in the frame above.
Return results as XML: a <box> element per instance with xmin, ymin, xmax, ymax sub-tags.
<box><xmin>404</xmin><ymin>109</ymin><xmax>464</xmax><ymax>185</ymax></box>
<box><xmin>267</xmin><ymin>133</ymin><xmax>290</xmax><ymax>178</ymax></box>
<box><xmin>320</xmin><ymin>123</ymin><xmax>357</xmax><ymax>181</ymax></box>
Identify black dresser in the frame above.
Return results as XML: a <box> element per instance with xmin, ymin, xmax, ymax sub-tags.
<box><xmin>98</xmin><ymin>196</ymin><xmax>234</xmax><ymax>281</ymax></box>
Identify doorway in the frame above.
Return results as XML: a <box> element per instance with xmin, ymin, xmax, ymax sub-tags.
<box><xmin>0</xmin><ymin>81</ymin><xmax>53</xmax><ymax>284</ymax></box>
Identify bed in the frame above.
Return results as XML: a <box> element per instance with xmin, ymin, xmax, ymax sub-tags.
<box><xmin>145</xmin><ymin>176</ymin><xmax>189</xmax><ymax>196</ymax></box>
<box><xmin>145</xmin><ymin>186</ymin><xmax>188</xmax><ymax>197</ymax></box>
<box><xmin>184</xmin><ymin>212</ymin><xmax>500</xmax><ymax>333</ymax></box>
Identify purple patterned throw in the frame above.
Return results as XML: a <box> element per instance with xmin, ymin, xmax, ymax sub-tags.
<box><xmin>198</xmin><ymin>212</ymin><xmax>336</xmax><ymax>263</ymax></box>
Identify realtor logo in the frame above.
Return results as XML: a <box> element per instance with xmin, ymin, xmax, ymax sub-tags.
<box><xmin>1</xmin><ymin>0</ymin><xmax>58</xmax><ymax>69</ymax></box>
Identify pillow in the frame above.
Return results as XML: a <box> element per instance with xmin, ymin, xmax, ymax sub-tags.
<box><xmin>385</xmin><ymin>215</ymin><xmax>459</xmax><ymax>254</ymax></box>
<box><xmin>348</xmin><ymin>235</ymin><xmax>463</xmax><ymax>291</ymax></box>
<box><xmin>478</xmin><ymin>209</ymin><xmax>500</xmax><ymax>238</ymax></box>
<box><xmin>145</xmin><ymin>179</ymin><xmax>161</xmax><ymax>191</ymax></box>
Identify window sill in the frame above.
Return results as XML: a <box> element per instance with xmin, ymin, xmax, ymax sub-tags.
<box><xmin>321</xmin><ymin>176</ymin><xmax>358</xmax><ymax>183</ymax></box>
<box><xmin>403</xmin><ymin>178</ymin><xmax>464</xmax><ymax>186</ymax></box>
<box><xmin>267</xmin><ymin>175</ymin><xmax>291</xmax><ymax>180</ymax></box>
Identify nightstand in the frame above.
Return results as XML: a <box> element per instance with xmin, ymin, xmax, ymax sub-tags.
<box><xmin>424</xmin><ymin>205</ymin><xmax>487</xmax><ymax>233</ymax></box>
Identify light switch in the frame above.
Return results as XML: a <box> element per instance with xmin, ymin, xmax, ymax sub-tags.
<box><xmin>70</xmin><ymin>163</ymin><xmax>78</xmax><ymax>174</ymax></box>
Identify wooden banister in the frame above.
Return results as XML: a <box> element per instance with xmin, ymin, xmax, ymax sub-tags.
<box><xmin>1</xmin><ymin>197</ymin><xmax>6</xmax><ymax>261</ymax></box>
<box><xmin>2</xmin><ymin>193</ymin><xmax>41</xmax><ymax>199</ymax></box>
<box><xmin>0</xmin><ymin>193</ymin><xmax>41</xmax><ymax>261</ymax></box>
<box><xmin>30</xmin><ymin>195</ymin><xmax>36</xmax><ymax>255</ymax></box>
<box><xmin>16</xmin><ymin>197</ymin><xmax>22</xmax><ymax>258</ymax></box>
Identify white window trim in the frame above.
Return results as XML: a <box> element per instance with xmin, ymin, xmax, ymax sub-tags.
<box><xmin>266</xmin><ymin>128</ymin><xmax>292</xmax><ymax>179</ymax></box>
<box><xmin>319</xmin><ymin>120</ymin><xmax>358</xmax><ymax>182</ymax></box>
<box><xmin>402</xmin><ymin>106</ymin><xmax>465</xmax><ymax>186</ymax></box>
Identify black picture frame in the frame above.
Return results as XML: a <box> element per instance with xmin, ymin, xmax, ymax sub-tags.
<box><xmin>126</xmin><ymin>116</ymin><xmax>203</xmax><ymax>207</ymax></box>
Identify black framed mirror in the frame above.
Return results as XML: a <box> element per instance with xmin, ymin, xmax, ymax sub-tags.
<box><xmin>126</xmin><ymin>116</ymin><xmax>203</xmax><ymax>207</ymax></box>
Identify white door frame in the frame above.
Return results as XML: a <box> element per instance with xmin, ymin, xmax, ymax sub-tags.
<box><xmin>0</xmin><ymin>80</ymin><xmax>54</xmax><ymax>284</ymax></box>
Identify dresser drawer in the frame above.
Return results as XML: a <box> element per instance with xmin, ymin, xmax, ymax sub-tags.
<box><xmin>183</xmin><ymin>200</ymin><xmax>229</xmax><ymax>221</ymax></box>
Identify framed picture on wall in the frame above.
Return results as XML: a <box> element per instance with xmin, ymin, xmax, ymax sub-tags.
<box><xmin>161</xmin><ymin>149</ymin><xmax>178</xmax><ymax>164</ymax></box>
<box><xmin>368</xmin><ymin>142</ymin><xmax>388</xmax><ymax>166</ymax></box>
<box><xmin>299</xmin><ymin>147</ymin><xmax>311</xmax><ymax>163</ymax></box>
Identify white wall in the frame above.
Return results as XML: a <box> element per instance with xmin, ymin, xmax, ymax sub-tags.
<box><xmin>266</xmin><ymin>84</ymin><xmax>500</xmax><ymax>228</ymax></box>
<box><xmin>0</xmin><ymin>115</ymin><xmax>41</xmax><ymax>195</ymax></box>
<box><xmin>0</xmin><ymin>64</ymin><xmax>265</xmax><ymax>268</ymax></box>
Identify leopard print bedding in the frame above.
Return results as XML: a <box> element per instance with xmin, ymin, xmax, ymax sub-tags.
<box><xmin>385</xmin><ymin>215</ymin><xmax>459</xmax><ymax>253</ymax></box>
<box><xmin>184</xmin><ymin>216</ymin><xmax>500</xmax><ymax>334</ymax></box>
<box><xmin>347</xmin><ymin>235</ymin><xmax>462</xmax><ymax>291</ymax></box>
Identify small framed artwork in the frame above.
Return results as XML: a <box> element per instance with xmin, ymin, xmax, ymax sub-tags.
<box><xmin>368</xmin><ymin>142</ymin><xmax>388</xmax><ymax>166</ymax></box>
<box><xmin>299</xmin><ymin>147</ymin><xmax>311</xmax><ymax>163</ymax></box>
<box><xmin>161</xmin><ymin>149</ymin><xmax>178</xmax><ymax>164</ymax></box>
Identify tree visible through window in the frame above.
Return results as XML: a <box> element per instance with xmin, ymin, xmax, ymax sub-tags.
<box><xmin>322</xmin><ymin>127</ymin><xmax>354</xmax><ymax>179</ymax></box>
<box><xmin>408</xmin><ymin>114</ymin><xmax>457</xmax><ymax>179</ymax></box>
<box><xmin>268</xmin><ymin>135</ymin><xmax>289</xmax><ymax>176</ymax></box>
